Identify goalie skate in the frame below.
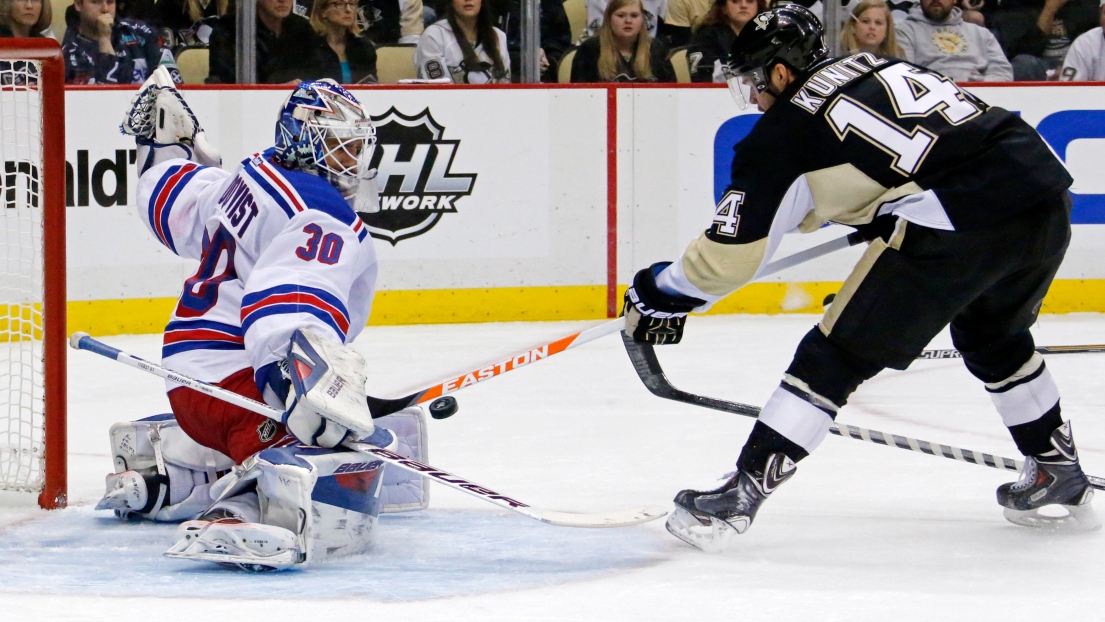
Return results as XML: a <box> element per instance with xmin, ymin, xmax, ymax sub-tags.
<box><xmin>997</xmin><ymin>422</ymin><xmax>1099</xmax><ymax>533</ymax></box>
<box><xmin>165</xmin><ymin>518</ymin><xmax>304</xmax><ymax>571</ymax></box>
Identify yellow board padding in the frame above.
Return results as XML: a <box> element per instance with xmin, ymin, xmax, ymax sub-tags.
<box><xmin>61</xmin><ymin>279</ymin><xmax>1105</xmax><ymax>337</ymax></box>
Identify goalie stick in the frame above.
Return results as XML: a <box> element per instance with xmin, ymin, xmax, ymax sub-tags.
<box><xmin>366</xmin><ymin>231</ymin><xmax>870</xmax><ymax>418</ymax></box>
<box><xmin>70</xmin><ymin>332</ymin><xmax>665</xmax><ymax>528</ymax></box>
<box><xmin>621</xmin><ymin>334</ymin><xmax>1105</xmax><ymax>491</ymax></box>
<box><xmin>917</xmin><ymin>343</ymin><xmax>1105</xmax><ymax>360</ymax></box>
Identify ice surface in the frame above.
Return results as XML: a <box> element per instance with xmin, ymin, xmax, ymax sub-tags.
<box><xmin>2</xmin><ymin>314</ymin><xmax>1104</xmax><ymax>621</ymax></box>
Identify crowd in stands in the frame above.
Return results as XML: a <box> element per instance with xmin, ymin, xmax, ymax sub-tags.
<box><xmin>2</xmin><ymin>0</ymin><xmax>1105</xmax><ymax>85</ymax></box>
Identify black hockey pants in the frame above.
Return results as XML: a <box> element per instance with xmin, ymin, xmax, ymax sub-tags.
<box><xmin>788</xmin><ymin>191</ymin><xmax>1072</xmax><ymax>408</ymax></box>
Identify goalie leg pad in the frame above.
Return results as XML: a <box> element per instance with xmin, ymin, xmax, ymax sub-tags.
<box><xmin>97</xmin><ymin>414</ymin><xmax>236</xmax><ymax>521</ymax></box>
<box><xmin>375</xmin><ymin>406</ymin><xmax>430</xmax><ymax>513</ymax></box>
<box><xmin>167</xmin><ymin>442</ymin><xmax>389</xmax><ymax>570</ymax></box>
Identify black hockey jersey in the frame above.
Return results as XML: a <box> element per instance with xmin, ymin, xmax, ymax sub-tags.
<box><xmin>655</xmin><ymin>53</ymin><xmax>1073</xmax><ymax>308</ymax></box>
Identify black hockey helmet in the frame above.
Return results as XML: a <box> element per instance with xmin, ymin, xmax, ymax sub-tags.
<box><xmin>723</xmin><ymin>4</ymin><xmax>829</xmax><ymax>108</ymax></box>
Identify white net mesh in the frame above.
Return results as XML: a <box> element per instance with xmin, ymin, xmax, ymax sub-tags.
<box><xmin>0</xmin><ymin>59</ymin><xmax>46</xmax><ymax>493</ymax></box>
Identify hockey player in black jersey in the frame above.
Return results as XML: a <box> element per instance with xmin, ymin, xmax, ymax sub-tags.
<box><xmin>621</xmin><ymin>4</ymin><xmax>1098</xmax><ymax>552</ymax></box>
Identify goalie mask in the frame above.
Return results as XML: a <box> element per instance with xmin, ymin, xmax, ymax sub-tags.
<box><xmin>723</xmin><ymin>4</ymin><xmax>829</xmax><ymax>109</ymax></box>
<box><xmin>273</xmin><ymin>79</ymin><xmax>381</xmax><ymax>215</ymax></box>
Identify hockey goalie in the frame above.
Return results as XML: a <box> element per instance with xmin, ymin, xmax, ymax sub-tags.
<box><xmin>96</xmin><ymin>68</ymin><xmax>429</xmax><ymax>571</ymax></box>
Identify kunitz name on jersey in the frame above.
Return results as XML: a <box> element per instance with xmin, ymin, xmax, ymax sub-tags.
<box><xmin>791</xmin><ymin>53</ymin><xmax>888</xmax><ymax>114</ymax></box>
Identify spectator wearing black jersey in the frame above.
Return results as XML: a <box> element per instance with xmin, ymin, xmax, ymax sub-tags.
<box><xmin>295</xmin><ymin>0</ymin><xmax>424</xmax><ymax>44</ymax></box>
<box><xmin>686</xmin><ymin>0</ymin><xmax>762</xmax><ymax>82</ymax></box>
<box><xmin>0</xmin><ymin>0</ymin><xmax>51</xmax><ymax>37</ymax></box>
<box><xmin>490</xmin><ymin>0</ymin><xmax>572</xmax><ymax>82</ymax></box>
<box><xmin>63</xmin><ymin>0</ymin><xmax>179</xmax><ymax>84</ymax></box>
<box><xmin>841</xmin><ymin>0</ymin><xmax>905</xmax><ymax>59</ymax></box>
<box><xmin>303</xmin><ymin>0</ymin><xmax>378</xmax><ymax>83</ymax></box>
<box><xmin>571</xmin><ymin>0</ymin><xmax>676</xmax><ymax>82</ymax></box>
<box><xmin>662</xmin><ymin>0</ymin><xmax>708</xmax><ymax>46</ymax></box>
<box><xmin>986</xmin><ymin>0</ymin><xmax>1100</xmax><ymax>80</ymax></box>
<box><xmin>208</xmin><ymin>0</ymin><xmax>315</xmax><ymax>83</ymax></box>
<box><xmin>154</xmin><ymin>0</ymin><xmax>227</xmax><ymax>52</ymax></box>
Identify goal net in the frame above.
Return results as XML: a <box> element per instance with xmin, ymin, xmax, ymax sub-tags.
<box><xmin>0</xmin><ymin>41</ymin><xmax>66</xmax><ymax>509</ymax></box>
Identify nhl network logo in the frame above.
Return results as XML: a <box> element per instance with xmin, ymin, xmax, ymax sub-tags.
<box><xmin>364</xmin><ymin>107</ymin><xmax>477</xmax><ymax>245</ymax></box>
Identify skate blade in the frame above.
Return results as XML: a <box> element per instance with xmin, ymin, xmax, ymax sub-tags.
<box><xmin>664</xmin><ymin>506</ymin><xmax>744</xmax><ymax>553</ymax></box>
<box><xmin>1002</xmin><ymin>502</ymin><xmax>1101</xmax><ymax>534</ymax></box>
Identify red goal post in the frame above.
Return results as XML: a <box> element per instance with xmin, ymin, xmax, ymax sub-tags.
<box><xmin>0</xmin><ymin>39</ymin><xmax>66</xmax><ymax>509</ymax></box>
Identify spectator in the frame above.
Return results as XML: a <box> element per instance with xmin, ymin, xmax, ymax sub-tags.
<box><xmin>207</xmin><ymin>0</ymin><xmax>315</xmax><ymax>83</ymax></box>
<box><xmin>571</xmin><ymin>0</ymin><xmax>676</xmax><ymax>82</ymax></box>
<box><xmin>987</xmin><ymin>0</ymin><xmax>1099</xmax><ymax>80</ymax></box>
<box><xmin>295</xmin><ymin>0</ymin><xmax>424</xmax><ymax>44</ymax></box>
<box><xmin>841</xmin><ymin>0</ymin><xmax>905</xmax><ymax>58</ymax></box>
<box><xmin>662</xmin><ymin>0</ymin><xmax>709</xmax><ymax>46</ymax></box>
<box><xmin>62</xmin><ymin>0</ymin><xmax>179</xmax><ymax>84</ymax></box>
<box><xmin>586</xmin><ymin>0</ymin><xmax>667</xmax><ymax>38</ymax></box>
<box><xmin>154</xmin><ymin>0</ymin><xmax>228</xmax><ymax>52</ymax></box>
<box><xmin>414</xmin><ymin>0</ymin><xmax>510</xmax><ymax>83</ymax></box>
<box><xmin>1059</xmin><ymin>0</ymin><xmax>1105</xmax><ymax>79</ymax></box>
<box><xmin>491</xmin><ymin>0</ymin><xmax>572</xmax><ymax>82</ymax></box>
<box><xmin>0</xmin><ymin>0</ymin><xmax>51</xmax><ymax>37</ymax></box>
<box><xmin>305</xmin><ymin>0</ymin><xmax>378</xmax><ymax>83</ymax></box>
<box><xmin>896</xmin><ymin>0</ymin><xmax>1013</xmax><ymax>80</ymax></box>
<box><xmin>687</xmin><ymin>0</ymin><xmax>762</xmax><ymax>82</ymax></box>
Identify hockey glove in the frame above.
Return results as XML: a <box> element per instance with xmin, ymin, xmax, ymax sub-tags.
<box><xmin>622</xmin><ymin>262</ymin><xmax>705</xmax><ymax>345</ymax></box>
<box><xmin>122</xmin><ymin>66</ymin><xmax>221</xmax><ymax>175</ymax></box>
<box><xmin>267</xmin><ymin>329</ymin><xmax>376</xmax><ymax>448</ymax></box>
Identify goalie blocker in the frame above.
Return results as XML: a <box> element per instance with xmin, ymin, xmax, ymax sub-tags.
<box><xmin>98</xmin><ymin>407</ymin><xmax>429</xmax><ymax>569</ymax></box>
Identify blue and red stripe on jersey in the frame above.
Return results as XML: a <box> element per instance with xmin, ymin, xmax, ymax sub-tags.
<box><xmin>148</xmin><ymin>163</ymin><xmax>204</xmax><ymax>253</ymax></box>
<box><xmin>163</xmin><ymin>319</ymin><xmax>244</xmax><ymax>358</ymax></box>
<box><xmin>243</xmin><ymin>150</ymin><xmax>369</xmax><ymax>242</ymax></box>
<box><xmin>240</xmin><ymin>284</ymin><xmax>352</xmax><ymax>341</ymax></box>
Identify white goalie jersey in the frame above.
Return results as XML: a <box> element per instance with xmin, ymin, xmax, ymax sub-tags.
<box><xmin>136</xmin><ymin>148</ymin><xmax>379</xmax><ymax>390</ymax></box>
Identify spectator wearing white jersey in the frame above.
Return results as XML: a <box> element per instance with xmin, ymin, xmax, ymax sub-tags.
<box><xmin>414</xmin><ymin>0</ymin><xmax>509</xmax><ymax>83</ymax></box>
<box><xmin>1059</xmin><ymin>0</ymin><xmax>1105</xmax><ymax>78</ymax></box>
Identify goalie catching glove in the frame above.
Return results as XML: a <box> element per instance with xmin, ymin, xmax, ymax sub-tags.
<box><xmin>259</xmin><ymin>329</ymin><xmax>375</xmax><ymax>448</ymax></box>
<box><xmin>121</xmin><ymin>65</ymin><xmax>221</xmax><ymax>175</ymax></box>
<box><xmin>622</xmin><ymin>262</ymin><xmax>706</xmax><ymax>345</ymax></box>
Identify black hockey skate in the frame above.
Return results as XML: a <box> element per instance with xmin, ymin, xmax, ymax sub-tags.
<box><xmin>665</xmin><ymin>453</ymin><xmax>796</xmax><ymax>552</ymax></box>
<box><xmin>997</xmin><ymin>422</ymin><xmax>1099</xmax><ymax>533</ymax></box>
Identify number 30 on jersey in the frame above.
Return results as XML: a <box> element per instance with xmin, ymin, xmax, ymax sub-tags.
<box><xmin>712</xmin><ymin>190</ymin><xmax>745</xmax><ymax>237</ymax></box>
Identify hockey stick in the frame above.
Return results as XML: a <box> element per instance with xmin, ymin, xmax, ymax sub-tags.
<box><xmin>621</xmin><ymin>334</ymin><xmax>1105</xmax><ymax>491</ymax></box>
<box><xmin>917</xmin><ymin>344</ymin><xmax>1105</xmax><ymax>360</ymax></box>
<box><xmin>369</xmin><ymin>231</ymin><xmax>870</xmax><ymax>418</ymax></box>
<box><xmin>70</xmin><ymin>332</ymin><xmax>666</xmax><ymax>528</ymax></box>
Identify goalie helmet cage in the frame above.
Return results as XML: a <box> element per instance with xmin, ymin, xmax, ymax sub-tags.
<box><xmin>0</xmin><ymin>39</ymin><xmax>67</xmax><ymax>509</ymax></box>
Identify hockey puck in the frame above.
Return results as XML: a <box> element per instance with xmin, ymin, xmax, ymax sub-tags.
<box><xmin>429</xmin><ymin>396</ymin><xmax>459</xmax><ymax>420</ymax></box>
